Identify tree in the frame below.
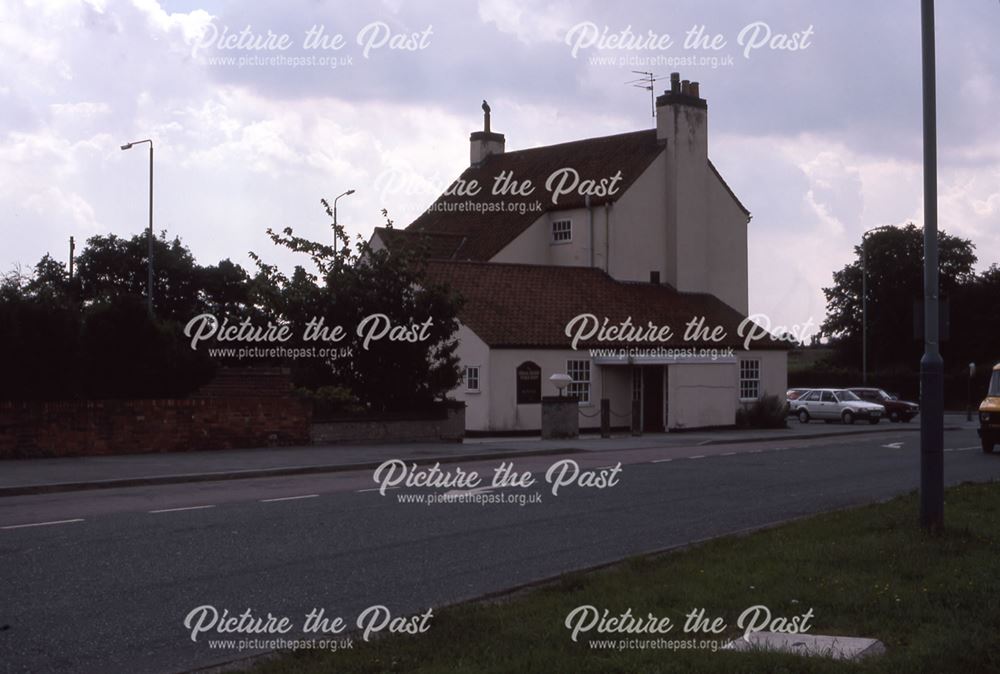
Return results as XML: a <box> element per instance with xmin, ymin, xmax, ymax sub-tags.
<box><xmin>75</xmin><ymin>232</ymin><xmax>258</xmax><ymax>323</ymax></box>
<box><xmin>0</xmin><ymin>235</ymin><xmax>252</xmax><ymax>400</ymax></box>
<box><xmin>951</xmin><ymin>264</ymin><xmax>1000</xmax><ymax>369</ymax></box>
<box><xmin>249</xmin><ymin>204</ymin><xmax>463</xmax><ymax>413</ymax></box>
<box><xmin>822</xmin><ymin>224</ymin><xmax>977</xmax><ymax>370</ymax></box>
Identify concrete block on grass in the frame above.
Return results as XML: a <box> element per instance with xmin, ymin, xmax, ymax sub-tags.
<box><xmin>723</xmin><ymin>632</ymin><xmax>886</xmax><ymax>660</ymax></box>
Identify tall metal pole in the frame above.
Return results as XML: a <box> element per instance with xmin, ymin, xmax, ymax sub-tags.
<box><xmin>919</xmin><ymin>0</ymin><xmax>944</xmax><ymax>531</ymax></box>
<box><xmin>862</xmin><ymin>240</ymin><xmax>867</xmax><ymax>385</ymax></box>
<box><xmin>122</xmin><ymin>139</ymin><xmax>155</xmax><ymax>316</ymax></box>
<box><xmin>148</xmin><ymin>142</ymin><xmax>154</xmax><ymax>317</ymax></box>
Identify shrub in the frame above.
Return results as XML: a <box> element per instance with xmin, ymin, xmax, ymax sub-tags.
<box><xmin>737</xmin><ymin>394</ymin><xmax>789</xmax><ymax>429</ymax></box>
<box><xmin>294</xmin><ymin>385</ymin><xmax>365</xmax><ymax>420</ymax></box>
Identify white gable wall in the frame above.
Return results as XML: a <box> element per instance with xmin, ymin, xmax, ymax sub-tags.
<box><xmin>603</xmin><ymin>151</ymin><xmax>670</xmax><ymax>282</ymax></box>
<box><xmin>487</xmin><ymin>139</ymin><xmax>748</xmax><ymax>314</ymax></box>
<box><xmin>706</xmin><ymin>170</ymin><xmax>750</xmax><ymax>314</ymax></box>
<box><xmin>450</xmin><ymin>324</ymin><xmax>491</xmax><ymax>430</ymax></box>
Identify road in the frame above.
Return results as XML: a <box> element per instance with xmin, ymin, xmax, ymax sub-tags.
<box><xmin>0</xmin><ymin>428</ymin><xmax>995</xmax><ymax>673</ymax></box>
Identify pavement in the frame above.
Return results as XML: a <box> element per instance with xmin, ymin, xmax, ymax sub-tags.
<box><xmin>0</xmin><ymin>425</ymin><xmax>994</xmax><ymax>673</ymax></box>
<box><xmin>0</xmin><ymin>414</ymin><xmax>976</xmax><ymax>497</ymax></box>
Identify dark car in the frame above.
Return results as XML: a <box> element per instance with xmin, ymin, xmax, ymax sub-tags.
<box><xmin>848</xmin><ymin>388</ymin><xmax>919</xmax><ymax>423</ymax></box>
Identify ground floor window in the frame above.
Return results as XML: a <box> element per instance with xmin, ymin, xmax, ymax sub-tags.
<box><xmin>739</xmin><ymin>359</ymin><xmax>760</xmax><ymax>400</ymax></box>
<box><xmin>465</xmin><ymin>365</ymin><xmax>481</xmax><ymax>392</ymax></box>
<box><xmin>567</xmin><ymin>359</ymin><xmax>591</xmax><ymax>404</ymax></box>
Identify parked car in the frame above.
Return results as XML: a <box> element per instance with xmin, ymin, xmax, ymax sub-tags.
<box><xmin>847</xmin><ymin>387</ymin><xmax>919</xmax><ymax>423</ymax></box>
<box><xmin>785</xmin><ymin>388</ymin><xmax>810</xmax><ymax>415</ymax></box>
<box><xmin>789</xmin><ymin>388</ymin><xmax>886</xmax><ymax>425</ymax></box>
<box><xmin>979</xmin><ymin>363</ymin><xmax>1000</xmax><ymax>454</ymax></box>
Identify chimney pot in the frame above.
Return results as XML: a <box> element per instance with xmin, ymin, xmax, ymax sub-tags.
<box><xmin>670</xmin><ymin>72</ymin><xmax>680</xmax><ymax>93</ymax></box>
<box><xmin>690</xmin><ymin>82</ymin><xmax>700</xmax><ymax>98</ymax></box>
<box><xmin>681</xmin><ymin>79</ymin><xmax>690</xmax><ymax>95</ymax></box>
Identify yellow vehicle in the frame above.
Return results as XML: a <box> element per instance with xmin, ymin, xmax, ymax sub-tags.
<box><xmin>980</xmin><ymin>363</ymin><xmax>1000</xmax><ymax>453</ymax></box>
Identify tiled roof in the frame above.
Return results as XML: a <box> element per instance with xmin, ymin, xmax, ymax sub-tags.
<box><xmin>423</xmin><ymin>261</ymin><xmax>786</xmax><ymax>351</ymax></box>
<box><xmin>404</xmin><ymin>129</ymin><xmax>665</xmax><ymax>261</ymax></box>
<box><xmin>372</xmin><ymin>227</ymin><xmax>469</xmax><ymax>259</ymax></box>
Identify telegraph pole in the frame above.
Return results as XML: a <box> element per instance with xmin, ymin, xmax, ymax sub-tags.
<box><xmin>919</xmin><ymin>0</ymin><xmax>944</xmax><ymax>531</ymax></box>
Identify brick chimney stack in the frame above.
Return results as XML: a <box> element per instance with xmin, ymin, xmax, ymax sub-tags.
<box><xmin>655</xmin><ymin>73</ymin><xmax>716</xmax><ymax>306</ymax></box>
<box><xmin>470</xmin><ymin>99</ymin><xmax>505</xmax><ymax>166</ymax></box>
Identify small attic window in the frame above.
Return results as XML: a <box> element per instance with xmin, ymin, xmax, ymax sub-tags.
<box><xmin>551</xmin><ymin>219</ymin><xmax>572</xmax><ymax>243</ymax></box>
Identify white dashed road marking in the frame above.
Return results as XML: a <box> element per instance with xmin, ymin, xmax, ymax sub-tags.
<box><xmin>2</xmin><ymin>518</ymin><xmax>85</xmax><ymax>530</ymax></box>
<box><xmin>260</xmin><ymin>494</ymin><xmax>319</xmax><ymax>503</ymax></box>
<box><xmin>357</xmin><ymin>486</ymin><xmax>398</xmax><ymax>493</ymax></box>
<box><xmin>148</xmin><ymin>505</ymin><xmax>216</xmax><ymax>514</ymax></box>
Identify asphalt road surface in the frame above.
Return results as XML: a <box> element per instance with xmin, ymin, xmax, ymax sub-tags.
<box><xmin>1</xmin><ymin>428</ymin><xmax>996</xmax><ymax>674</ymax></box>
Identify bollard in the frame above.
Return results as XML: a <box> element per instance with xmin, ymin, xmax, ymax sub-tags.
<box><xmin>600</xmin><ymin>398</ymin><xmax>610</xmax><ymax>438</ymax></box>
<box><xmin>631</xmin><ymin>399</ymin><xmax>642</xmax><ymax>436</ymax></box>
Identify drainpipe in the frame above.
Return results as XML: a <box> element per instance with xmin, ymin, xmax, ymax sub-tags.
<box><xmin>604</xmin><ymin>202</ymin><xmax>612</xmax><ymax>274</ymax></box>
<box><xmin>586</xmin><ymin>195</ymin><xmax>594</xmax><ymax>268</ymax></box>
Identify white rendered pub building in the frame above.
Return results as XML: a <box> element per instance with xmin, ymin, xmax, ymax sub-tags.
<box><xmin>371</xmin><ymin>75</ymin><xmax>788</xmax><ymax>433</ymax></box>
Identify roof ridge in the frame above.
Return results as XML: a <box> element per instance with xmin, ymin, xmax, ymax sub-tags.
<box><xmin>426</xmin><ymin>259</ymin><xmax>604</xmax><ymax>272</ymax></box>
<box><xmin>490</xmin><ymin>128</ymin><xmax>659</xmax><ymax>158</ymax></box>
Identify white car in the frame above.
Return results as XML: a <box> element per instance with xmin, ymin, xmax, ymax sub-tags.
<box><xmin>789</xmin><ymin>388</ymin><xmax>886</xmax><ymax>425</ymax></box>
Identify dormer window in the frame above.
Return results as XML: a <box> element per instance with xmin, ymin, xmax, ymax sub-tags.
<box><xmin>551</xmin><ymin>219</ymin><xmax>572</xmax><ymax>243</ymax></box>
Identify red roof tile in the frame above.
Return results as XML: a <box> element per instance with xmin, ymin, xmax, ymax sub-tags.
<box><xmin>423</xmin><ymin>261</ymin><xmax>787</xmax><ymax>351</ymax></box>
<box><xmin>405</xmin><ymin>130</ymin><xmax>665</xmax><ymax>260</ymax></box>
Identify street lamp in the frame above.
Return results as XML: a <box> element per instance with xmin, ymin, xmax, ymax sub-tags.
<box><xmin>332</xmin><ymin>189</ymin><xmax>355</xmax><ymax>256</ymax></box>
<box><xmin>549</xmin><ymin>373</ymin><xmax>573</xmax><ymax>398</ymax></box>
<box><xmin>861</xmin><ymin>224</ymin><xmax>894</xmax><ymax>385</ymax></box>
<box><xmin>121</xmin><ymin>139</ymin><xmax>154</xmax><ymax>317</ymax></box>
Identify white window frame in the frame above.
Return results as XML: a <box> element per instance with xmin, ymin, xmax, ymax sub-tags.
<box><xmin>567</xmin><ymin>359</ymin><xmax>591</xmax><ymax>404</ymax></box>
<box><xmin>739</xmin><ymin>359</ymin><xmax>761</xmax><ymax>401</ymax></box>
<box><xmin>551</xmin><ymin>218</ymin><xmax>572</xmax><ymax>244</ymax></box>
<box><xmin>465</xmin><ymin>365</ymin><xmax>481</xmax><ymax>393</ymax></box>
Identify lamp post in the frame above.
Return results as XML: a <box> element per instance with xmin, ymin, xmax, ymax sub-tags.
<box><xmin>919</xmin><ymin>0</ymin><xmax>944</xmax><ymax>531</ymax></box>
<box><xmin>332</xmin><ymin>189</ymin><xmax>355</xmax><ymax>256</ymax></box>
<box><xmin>120</xmin><ymin>139</ymin><xmax>154</xmax><ymax>317</ymax></box>
<box><xmin>861</xmin><ymin>224</ymin><xmax>893</xmax><ymax>385</ymax></box>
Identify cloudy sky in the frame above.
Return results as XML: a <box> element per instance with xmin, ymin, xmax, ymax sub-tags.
<box><xmin>2</xmin><ymin>0</ymin><xmax>998</xmax><ymax>335</ymax></box>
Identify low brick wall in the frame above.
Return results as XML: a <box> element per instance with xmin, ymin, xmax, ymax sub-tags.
<box><xmin>0</xmin><ymin>398</ymin><xmax>311</xmax><ymax>459</ymax></box>
<box><xmin>311</xmin><ymin>404</ymin><xmax>465</xmax><ymax>445</ymax></box>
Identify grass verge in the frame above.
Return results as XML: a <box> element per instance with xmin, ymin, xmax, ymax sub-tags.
<box><xmin>252</xmin><ymin>481</ymin><xmax>1000</xmax><ymax>673</ymax></box>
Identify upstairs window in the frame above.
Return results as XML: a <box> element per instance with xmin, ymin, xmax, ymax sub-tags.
<box><xmin>551</xmin><ymin>219</ymin><xmax>572</xmax><ymax>243</ymax></box>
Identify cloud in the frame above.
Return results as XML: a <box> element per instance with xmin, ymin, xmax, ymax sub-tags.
<box><xmin>0</xmin><ymin>0</ymin><xmax>998</xmax><ymax>339</ymax></box>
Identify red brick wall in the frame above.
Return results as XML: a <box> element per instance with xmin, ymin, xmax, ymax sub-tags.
<box><xmin>0</xmin><ymin>398</ymin><xmax>311</xmax><ymax>459</ymax></box>
<box><xmin>310</xmin><ymin>404</ymin><xmax>465</xmax><ymax>444</ymax></box>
